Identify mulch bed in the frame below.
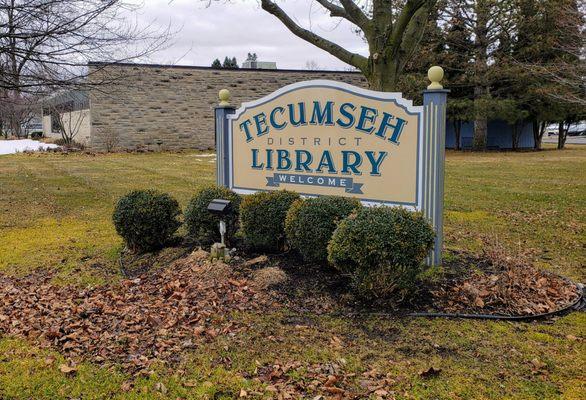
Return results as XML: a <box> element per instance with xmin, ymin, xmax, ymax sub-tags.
<box><xmin>0</xmin><ymin>248</ymin><xmax>581</xmax><ymax>397</ymax></box>
<box><xmin>421</xmin><ymin>259</ymin><xmax>581</xmax><ymax>316</ymax></box>
<box><xmin>266</xmin><ymin>251</ymin><xmax>581</xmax><ymax>318</ymax></box>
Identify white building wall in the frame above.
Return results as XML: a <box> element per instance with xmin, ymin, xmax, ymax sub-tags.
<box><xmin>42</xmin><ymin>109</ymin><xmax>91</xmax><ymax>144</ymax></box>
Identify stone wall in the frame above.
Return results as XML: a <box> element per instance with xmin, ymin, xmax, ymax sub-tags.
<box><xmin>88</xmin><ymin>63</ymin><xmax>366</xmax><ymax>152</ymax></box>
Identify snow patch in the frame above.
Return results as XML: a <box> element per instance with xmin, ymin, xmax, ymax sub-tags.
<box><xmin>0</xmin><ymin>139</ymin><xmax>60</xmax><ymax>155</ymax></box>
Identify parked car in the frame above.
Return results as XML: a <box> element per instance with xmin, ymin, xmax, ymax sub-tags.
<box><xmin>567</xmin><ymin>122</ymin><xmax>586</xmax><ymax>136</ymax></box>
<box><xmin>545</xmin><ymin>123</ymin><xmax>558</xmax><ymax>136</ymax></box>
<box><xmin>23</xmin><ymin>122</ymin><xmax>43</xmax><ymax>138</ymax></box>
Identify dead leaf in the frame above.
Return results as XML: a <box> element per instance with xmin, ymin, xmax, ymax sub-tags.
<box><xmin>324</xmin><ymin>375</ymin><xmax>338</xmax><ymax>387</ymax></box>
<box><xmin>193</xmin><ymin>326</ymin><xmax>205</xmax><ymax>336</ymax></box>
<box><xmin>59</xmin><ymin>363</ymin><xmax>77</xmax><ymax>375</ymax></box>
<box><xmin>473</xmin><ymin>297</ymin><xmax>485</xmax><ymax>308</ymax></box>
<box><xmin>244</xmin><ymin>255</ymin><xmax>268</xmax><ymax>267</ymax></box>
<box><xmin>324</xmin><ymin>386</ymin><xmax>345</xmax><ymax>394</ymax></box>
<box><xmin>330</xmin><ymin>336</ymin><xmax>343</xmax><ymax>348</ymax></box>
<box><xmin>530</xmin><ymin>358</ymin><xmax>546</xmax><ymax>370</ymax></box>
<box><xmin>155</xmin><ymin>382</ymin><xmax>168</xmax><ymax>394</ymax></box>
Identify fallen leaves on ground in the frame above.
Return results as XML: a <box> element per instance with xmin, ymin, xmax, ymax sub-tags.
<box><xmin>429</xmin><ymin>263</ymin><xmax>580</xmax><ymax>316</ymax></box>
<box><xmin>0</xmin><ymin>251</ymin><xmax>270</xmax><ymax>373</ymax></box>
<box><xmin>0</xmin><ymin>249</ymin><xmax>580</xmax><ymax>397</ymax></box>
<box><xmin>248</xmin><ymin>360</ymin><xmax>405</xmax><ymax>399</ymax></box>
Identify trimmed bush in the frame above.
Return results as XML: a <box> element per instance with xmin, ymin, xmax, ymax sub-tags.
<box><xmin>239</xmin><ymin>190</ymin><xmax>300</xmax><ymax>252</ymax></box>
<box><xmin>285</xmin><ymin>196</ymin><xmax>362</xmax><ymax>263</ymax></box>
<box><xmin>184</xmin><ymin>185</ymin><xmax>241</xmax><ymax>245</ymax></box>
<box><xmin>113</xmin><ymin>190</ymin><xmax>181</xmax><ymax>253</ymax></box>
<box><xmin>327</xmin><ymin>207</ymin><xmax>435</xmax><ymax>300</ymax></box>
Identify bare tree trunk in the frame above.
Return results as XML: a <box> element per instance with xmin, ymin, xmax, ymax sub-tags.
<box><xmin>511</xmin><ymin>123</ymin><xmax>521</xmax><ymax>151</ymax></box>
<box><xmin>454</xmin><ymin>120</ymin><xmax>462</xmax><ymax>150</ymax></box>
<box><xmin>473</xmin><ymin>0</ymin><xmax>490</xmax><ymax>151</ymax></box>
<box><xmin>532</xmin><ymin>121</ymin><xmax>546</xmax><ymax>150</ymax></box>
<box><xmin>557</xmin><ymin>121</ymin><xmax>569</xmax><ymax>149</ymax></box>
<box><xmin>473</xmin><ymin>114</ymin><xmax>488</xmax><ymax>150</ymax></box>
<box><xmin>259</xmin><ymin>0</ymin><xmax>434</xmax><ymax>93</ymax></box>
<box><xmin>365</xmin><ymin>57</ymin><xmax>400</xmax><ymax>91</ymax></box>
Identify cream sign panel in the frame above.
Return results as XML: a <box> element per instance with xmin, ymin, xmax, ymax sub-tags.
<box><xmin>227</xmin><ymin>81</ymin><xmax>423</xmax><ymax>208</ymax></box>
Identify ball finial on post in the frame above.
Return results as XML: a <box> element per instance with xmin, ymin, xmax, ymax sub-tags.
<box><xmin>427</xmin><ymin>66</ymin><xmax>444</xmax><ymax>90</ymax></box>
<box><xmin>218</xmin><ymin>89</ymin><xmax>231</xmax><ymax>107</ymax></box>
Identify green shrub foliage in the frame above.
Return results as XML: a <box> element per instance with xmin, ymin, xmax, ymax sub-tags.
<box><xmin>184</xmin><ymin>185</ymin><xmax>241</xmax><ymax>245</ymax></box>
<box><xmin>239</xmin><ymin>190</ymin><xmax>300</xmax><ymax>252</ymax></box>
<box><xmin>113</xmin><ymin>190</ymin><xmax>181</xmax><ymax>253</ymax></box>
<box><xmin>327</xmin><ymin>207</ymin><xmax>435</xmax><ymax>300</ymax></box>
<box><xmin>285</xmin><ymin>196</ymin><xmax>362</xmax><ymax>263</ymax></box>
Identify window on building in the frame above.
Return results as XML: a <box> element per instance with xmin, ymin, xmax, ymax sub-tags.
<box><xmin>51</xmin><ymin>111</ymin><xmax>61</xmax><ymax>132</ymax></box>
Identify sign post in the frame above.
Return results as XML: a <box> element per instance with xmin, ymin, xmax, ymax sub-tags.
<box><xmin>214</xmin><ymin>67</ymin><xmax>447</xmax><ymax>266</ymax></box>
<box><xmin>214</xmin><ymin>88</ymin><xmax>235</xmax><ymax>187</ymax></box>
<box><xmin>421</xmin><ymin>67</ymin><xmax>449</xmax><ymax>266</ymax></box>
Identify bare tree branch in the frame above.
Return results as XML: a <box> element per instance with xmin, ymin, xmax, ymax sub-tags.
<box><xmin>260</xmin><ymin>0</ymin><xmax>368</xmax><ymax>71</ymax></box>
<box><xmin>0</xmin><ymin>0</ymin><xmax>173</xmax><ymax>94</ymax></box>
<box><xmin>339</xmin><ymin>0</ymin><xmax>371</xmax><ymax>31</ymax></box>
<box><xmin>389</xmin><ymin>0</ymin><xmax>429</xmax><ymax>52</ymax></box>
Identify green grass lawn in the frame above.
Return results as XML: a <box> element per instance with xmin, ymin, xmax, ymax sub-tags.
<box><xmin>0</xmin><ymin>147</ymin><xmax>584</xmax><ymax>399</ymax></box>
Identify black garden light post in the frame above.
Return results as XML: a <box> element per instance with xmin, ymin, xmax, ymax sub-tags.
<box><xmin>207</xmin><ymin>198</ymin><xmax>232</xmax><ymax>260</ymax></box>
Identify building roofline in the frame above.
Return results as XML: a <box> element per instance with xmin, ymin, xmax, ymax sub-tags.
<box><xmin>87</xmin><ymin>61</ymin><xmax>362</xmax><ymax>75</ymax></box>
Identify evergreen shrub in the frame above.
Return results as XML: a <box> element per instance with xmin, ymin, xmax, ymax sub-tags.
<box><xmin>184</xmin><ymin>185</ymin><xmax>241</xmax><ymax>245</ymax></box>
<box><xmin>113</xmin><ymin>190</ymin><xmax>181</xmax><ymax>253</ymax></box>
<box><xmin>327</xmin><ymin>207</ymin><xmax>435</xmax><ymax>300</ymax></box>
<box><xmin>239</xmin><ymin>190</ymin><xmax>300</xmax><ymax>252</ymax></box>
<box><xmin>285</xmin><ymin>196</ymin><xmax>362</xmax><ymax>263</ymax></box>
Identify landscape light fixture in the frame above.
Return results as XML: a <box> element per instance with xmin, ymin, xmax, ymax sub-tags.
<box><xmin>207</xmin><ymin>199</ymin><xmax>232</xmax><ymax>245</ymax></box>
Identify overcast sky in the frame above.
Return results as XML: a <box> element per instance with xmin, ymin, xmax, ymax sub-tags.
<box><xmin>130</xmin><ymin>0</ymin><xmax>368</xmax><ymax>70</ymax></box>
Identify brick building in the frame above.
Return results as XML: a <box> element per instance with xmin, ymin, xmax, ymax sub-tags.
<box><xmin>43</xmin><ymin>62</ymin><xmax>535</xmax><ymax>151</ymax></box>
<box><xmin>87</xmin><ymin>62</ymin><xmax>366</xmax><ymax>151</ymax></box>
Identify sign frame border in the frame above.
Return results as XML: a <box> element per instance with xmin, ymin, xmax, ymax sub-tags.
<box><xmin>225</xmin><ymin>79</ymin><xmax>424</xmax><ymax>210</ymax></box>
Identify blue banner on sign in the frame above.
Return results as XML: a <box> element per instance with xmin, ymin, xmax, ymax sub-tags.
<box><xmin>266</xmin><ymin>173</ymin><xmax>363</xmax><ymax>194</ymax></box>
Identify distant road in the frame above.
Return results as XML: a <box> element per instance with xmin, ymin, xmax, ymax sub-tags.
<box><xmin>543</xmin><ymin>135</ymin><xmax>586</xmax><ymax>145</ymax></box>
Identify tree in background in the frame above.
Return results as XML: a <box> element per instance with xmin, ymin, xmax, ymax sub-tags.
<box><xmin>530</xmin><ymin>0</ymin><xmax>585</xmax><ymax>108</ymax></box>
<box><xmin>0</xmin><ymin>0</ymin><xmax>170</xmax><ymax>139</ymax></box>
<box><xmin>254</xmin><ymin>0</ymin><xmax>438</xmax><ymax>91</ymax></box>
<box><xmin>0</xmin><ymin>92</ymin><xmax>35</xmax><ymax>138</ymax></box>
<box><xmin>0</xmin><ymin>0</ymin><xmax>169</xmax><ymax>93</ymax></box>
<box><xmin>42</xmin><ymin>91</ymin><xmax>89</xmax><ymax>144</ymax></box>
<box><xmin>222</xmin><ymin>57</ymin><xmax>239</xmax><ymax>69</ymax></box>
<box><xmin>406</xmin><ymin>0</ymin><xmax>584</xmax><ymax>151</ymax></box>
<box><xmin>501</xmin><ymin>0</ymin><xmax>584</xmax><ymax>149</ymax></box>
<box><xmin>442</xmin><ymin>5</ymin><xmax>474</xmax><ymax>150</ymax></box>
<box><xmin>305</xmin><ymin>60</ymin><xmax>321</xmax><ymax>70</ymax></box>
<box><xmin>440</xmin><ymin>0</ymin><xmax>515</xmax><ymax>150</ymax></box>
<box><xmin>211</xmin><ymin>57</ymin><xmax>240</xmax><ymax>69</ymax></box>
<box><xmin>447</xmin><ymin>98</ymin><xmax>474</xmax><ymax>150</ymax></box>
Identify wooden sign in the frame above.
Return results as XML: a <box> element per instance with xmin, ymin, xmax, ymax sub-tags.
<box><xmin>215</xmin><ymin>71</ymin><xmax>448</xmax><ymax>265</ymax></box>
<box><xmin>227</xmin><ymin>81</ymin><xmax>422</xmax><ymax>208</ymax></box>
